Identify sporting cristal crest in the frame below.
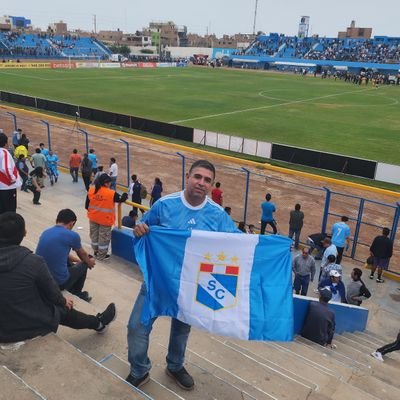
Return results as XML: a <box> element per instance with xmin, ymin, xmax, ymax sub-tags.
<box><xmin>195</xmin><ymin>252</ymin><xmax>240</xmax><ymax>311</ymax></box>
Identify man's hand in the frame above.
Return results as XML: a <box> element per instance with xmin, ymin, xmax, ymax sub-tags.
<box><xmin>87</xmin><ymin>256</ymin><xmax>96</xmax><ymax>269</ymax></box>
<box><xmin>65</xmin><ymin>298</ymin><xmax>74</xmax><ymax>310</ymax></box>
<box><xmin>134</xmin><ymin>223</ymin><xmax>149</xmax><ymax>237</ymax></box>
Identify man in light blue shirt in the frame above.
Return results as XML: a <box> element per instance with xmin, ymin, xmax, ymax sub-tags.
<box><xmin>126</xmin><ymin>160</ymin><xmax>239</xmax><ymax>391</ymax></box>
<box><xmin>88</xmin><ymin>148</ymin><xmax>98</xmax><ymax>174</ymax></box>
<box><xmin>331</xmin><ymin>216</ymin><xmax>351</xmax><ymax>264</ymax></box>
<box><xmin>260</xmin><ymin>193</ymin><xmax>277</xmax><ymax>234</ymax></box>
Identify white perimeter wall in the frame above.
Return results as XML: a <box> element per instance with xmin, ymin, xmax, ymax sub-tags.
<box><xmin>375</xmin><ymin>163</ymin><xmax>400</xmax><ymax>185</ymax></box>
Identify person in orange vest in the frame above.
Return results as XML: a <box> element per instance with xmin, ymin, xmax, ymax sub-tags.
<box><xmin>86</xmin><ymin>174</ymin><xmax>128</xmax><ymax>260</ymax></box>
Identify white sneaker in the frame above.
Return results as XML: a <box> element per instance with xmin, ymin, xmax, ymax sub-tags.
<box><xmin>371</xmin><ymin>351</ymin><xmax>384</xmax><ymax>362</ymax></box>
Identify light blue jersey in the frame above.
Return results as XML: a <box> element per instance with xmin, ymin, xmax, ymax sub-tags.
<box><xmin>331</xmin><ymin>222</ymin><xmax>350</xmax><ymax>247</ymax></box>
<box><xmin>88</xmin><ymin>153</ymin><xmax>97</xmax><ymax>169</ymax></box>
<box><xmin>141</xmin><ymin>191</ymin><xmax>239</xmax><ymax>233</ymax></box>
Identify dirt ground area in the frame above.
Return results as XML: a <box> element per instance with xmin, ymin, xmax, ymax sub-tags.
<box><xmin>1</xmin><ymin>104</ymin><xmax>399</xmax><ymax>272</ymax></box>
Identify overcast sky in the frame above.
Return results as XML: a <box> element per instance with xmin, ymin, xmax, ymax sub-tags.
<box><xmin>5</xmin><ymin>1</ymin><xmax>400</xmax><ymax>38</ymax></box>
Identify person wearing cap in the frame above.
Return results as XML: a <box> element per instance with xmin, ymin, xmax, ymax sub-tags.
<box><xmin>318</xmin><ymin>270</ymin><xmax>346</xmax><ymax>303</ymax></box>
<box><xmin>319</xmin><ymin>254</ymin><xmax>342</xmax><ymax>283</ymax></box>
<box><xmin>301</xmin><ymin>287</ymin><xmax>336</xmax><ymax>347</ymax></box>
<box><xmin>86</xmin><ymin>173</ymin><xmax>128</xmax><ymax>260</ymax></box>
<box><xmin>292</xmin><ymin>247</ymin><xmax>316</xmax><ymax>296</ymax></box>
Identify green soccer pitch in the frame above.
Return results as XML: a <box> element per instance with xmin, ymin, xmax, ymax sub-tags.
<box><xmin>0</xmin><ymin>67</ymin><xmax>399</xmax><ymax>164</ymax></box>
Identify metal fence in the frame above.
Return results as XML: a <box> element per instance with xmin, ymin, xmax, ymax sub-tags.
<box><xmin>1</xmin><ymin>109</ymin><xmax>399</xmax><ymax>272</ymax></box>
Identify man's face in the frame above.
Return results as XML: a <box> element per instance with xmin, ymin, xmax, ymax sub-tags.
<box><xmin>302</xmin><ymin>249</ymin><xmax>309</xmax><ymax>259</ymax></box>
<box><xmin>185</xmin><ymin>167</ymin><xmax>214</xmax><ymax>205</ymax></box>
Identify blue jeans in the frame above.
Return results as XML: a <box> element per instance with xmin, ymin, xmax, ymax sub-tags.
<box><xmin>110</xmin><ymin>177</ymin><xmax>117</xmax><ymax>191</ymax></box>
<box><xmin>293</xmin><ymin>274</ymin><xmax>310</xmax><ymax>296</ymax></box>
<box><xmin>289</xmin><ymin>228</ymin><xmax>301</xmax><ymax>249</ymax></box>
<box><xmin>127</xmin><ymin>284</ymin><xmax>191</xmax><ymax>379</ymax></box>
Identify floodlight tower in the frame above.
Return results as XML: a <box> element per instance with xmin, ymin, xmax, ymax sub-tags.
<box><xmin>253</xmin><ymin>0</ymin><xmax>259</xmax><ymax>35</ymax></box>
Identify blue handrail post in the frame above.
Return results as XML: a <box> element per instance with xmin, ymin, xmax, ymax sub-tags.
<box><xmin>241</xmin><ymin>167</ymin><xmax>250</xmax><ymax>225</ymax></box>
<box><xmin>176</xmin><ymin>152</ymin><xmax>185</xmax><ymax>190</ymax></box>
<box><xmin>390</xmin><ymin>202</ymin><xmax>400</xmax><ymax>243</ymax></box>
<box><xmin>6</xmin><ymin>111</ymin><xmax>17</xmax><ymax>131</ymax></box>
<box><xmin>77</xmin><ymin>128</ymin><xmax>89</xmax><ymax>154</ymax></box>
<box><xmin>321</xmin><ymin>187</ymin><xmax>331</xmax><ymax>234</ymax></box>
<box><xmin>351</xmin><ymin>198</ymin><xmax>365</xmax><ymax>259</ymax></box>
<box><xmin>119</xmin><ymin>139</ymin><xmax>130</xmax><ymax>187</ymax></box>
<box><xmin>40</xmin><ymin>120</ymin><xmax>51</xmax><ymax>151</ymax></box>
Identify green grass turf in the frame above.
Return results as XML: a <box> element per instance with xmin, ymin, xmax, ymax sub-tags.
<box><xmin>0</xmin><ymin>67</ymin><xmax>399</xmax><ymax>164</ymax></box>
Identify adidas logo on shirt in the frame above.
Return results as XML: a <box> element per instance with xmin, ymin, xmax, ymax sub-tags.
<box><xmin>187</xmin><ymin>218</ymin><xmax>196</xmax><ymax>226</ymax></box>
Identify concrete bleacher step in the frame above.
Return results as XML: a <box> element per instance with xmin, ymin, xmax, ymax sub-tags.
<box><xmin>295</xmin><ymin>336</ymin><xmax>400</xmax><ymax>400</ymax></box>
<box><xmin>101</xmin><ymin>351</ymin><xmax>258</xmax><ymax>400</ymax></box>
<box><xmin>0</xmin><ymin>366</ymin><xmax>46</xmax><ymax>400</ymax></box>
<box><xmin>0</xmin><ymin>334</ymin><xmax>146</xmax><ymax>400</ymax></box>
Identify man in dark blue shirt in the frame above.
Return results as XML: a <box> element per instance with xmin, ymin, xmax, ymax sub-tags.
<box><xmin>36</xmin><ymin>209</ymin><xmax>95</xmax><ymax>302</ymax></box>
<box><xmin>122</xmin><ymin>210</ymin><xmax>138</xmax><ymax>228</ymax></box>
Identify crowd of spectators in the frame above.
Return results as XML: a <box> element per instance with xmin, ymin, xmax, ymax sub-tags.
<box><xmin>241</xmin><ymin>35</ymin><xmax>400</xmax><ymax>64</ymax></box>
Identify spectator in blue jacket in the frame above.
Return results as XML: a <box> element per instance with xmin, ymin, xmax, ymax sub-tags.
<box><xmin>318</xmin><ymin>270</ymin><xmax>346</xmax><ymax>303</ymax></box>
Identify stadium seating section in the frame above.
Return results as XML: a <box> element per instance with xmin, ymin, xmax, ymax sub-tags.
<box><xmin>240</xmin><ymin>33</ymin><xmax>400</xmax><ymax>64</ymax></box>
<box><xmin>0</xmin><ymin>31</ymin><xmax>111</xmax><ymax>59</ymax></box>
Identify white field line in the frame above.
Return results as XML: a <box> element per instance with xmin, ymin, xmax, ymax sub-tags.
<box><xmin>169</xmin><ymin>87</ymin><xmax>375</xmax><ymax>124</ymax></box>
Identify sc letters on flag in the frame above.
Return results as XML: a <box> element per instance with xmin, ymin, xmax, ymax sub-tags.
<box><xmin>134</xmin><ymin>227</ymin><xmax>294</xmax><ymax>341</ymax></box>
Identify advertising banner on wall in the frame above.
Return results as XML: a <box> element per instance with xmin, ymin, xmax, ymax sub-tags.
<box><xmin>99</xmin><ymin>63</ymin><xmax>121</xmax><ymax>68</ymax></box>
<box><xmin>0</xmin><ymin>62</ymin><xmax>50</xmax><ymax>68</ymax></box>
<box><xmin>76</xmin><ymin>62</ymin><xmax>100</xmax><ymax>68</ymax></box>
<box><xmin>51</xmin><ymin>62</ymin><xmax>76</xmax><ymax>69</ymax></box>
<box><xmin>121</xmin><ymin>62</ymin><xmax>139</xmax><ymax>68</ymax></box>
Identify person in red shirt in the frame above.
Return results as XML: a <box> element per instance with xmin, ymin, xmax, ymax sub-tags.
<box><xmin>69</xmin><ymin>149</ymin><xmax>82</xmax><ymax>183</ymax></box>
<box><xmin>211</xmin><ymin>182</ymin><xmax>223</xmax><ymax>206</ymax></box>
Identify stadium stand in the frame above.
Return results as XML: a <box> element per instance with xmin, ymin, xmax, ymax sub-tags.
<box><xmin>239</xmin><ymin>34</ymin><xmax>400</xmax><ymax>64</ymax></box>
<box><xmin>0</xmin><ymin>32</ymin><xmax>111</xmax><ymax>59</ymax></box>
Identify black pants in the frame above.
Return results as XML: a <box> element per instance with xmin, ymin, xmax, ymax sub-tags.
<box><xmin>58</xmin><ymin>307</ymin><xmax>99</xmax><ymax>330</ymax></box>
<box><xmin>82</xmin><ymin>174</ymin><xmax>92</xmax><ymax>191</ymax></box>
<box><xmin>70</xmin><ymin>167</ymin><xmax>79</xmax><ymax>182</ymax></box>
<box><xmin>377</xmin><ymin>333</ymin><xmax>400</xmax><ymax>355</ymax></box>
<box><xmin>261</xmin><ymin>220</ymin><xmax>277</xmax><ymax>235</ymax></box>
<box><xmin>0</xmin><ymin>188</ymin><xmax>17</xmax><ymax>214</ymax></box>
<box><xmin>336</xmin><ymin>247</ymin><xmax>344</xmax><ymax>264</ymax></box>
<box><xmin>59</xmin><ymin>262</ymin><xmax>88</xmax><ymax>295</ymax></box>
<box><xmin>131</xmin><ymin>195</ymin><xmax>141</xmax><ymax>213</ymax></box>
<box><xmin>27</xmin><ymin>185</ymin><xmax>41</xmax><ymax>204</ymax></box>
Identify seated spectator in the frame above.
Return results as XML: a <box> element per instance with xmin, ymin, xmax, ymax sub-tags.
<box><xmin>319</xmin><ymin>270</ymin><xmax>346</xmax><ymax>303</ymax></box>
<box><xmin>0</xmin><ymin>212</ymin><xmax>115</xmax><ymax>343</ymax></box>
<box><xmin>36</xmin><ymin>209</ymin><xmax>95</xmax><ymax>302</ymax></box>
<box><xmin>122</xmin><ymin>210</ymin><xmax>138</xmax><ymax>228</ymax></box>
<box><xmin>346</xmin><ymin>268</ymin><xmax>371</xmax><ymax>306</ymax></box>
<box><xmin>301</xmin><ymin>287</ymin><xmax>335</xmax><ymax>347</ymax></box>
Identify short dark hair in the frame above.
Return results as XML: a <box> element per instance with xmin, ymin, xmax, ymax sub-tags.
<box><xmin>353</xmin><ymin>268</ymin><xmax>362</xmax><ymax>279</ymax></box>
<box><xmin>265</xmin><ymin>193</ymin><xmax>271</xmax><ymax>201</ymax></box>
<box><xmin>73</xmin><ymin>149</ymin><xmax>78</xmax><ymax>154</ymax></box>
<box><xmin>89</xmin><ymin>148</ymin><xmax>95</xmax><ymax>153</ymax></box>
<box><xmin>39</xmin><ymin>143</ymin><xmax>44</xmax><ymax>146</ymax></box>
<box><xmin>131</xmin><ymin>174</ymin><xmax>137</xmax><ymax>181</ymax></box>
<box><xmin>215</xmin><ymin>182</ymin><xmax>221</xmax><ymax>188</ymax></box>
<box><xmin>0</xmin><ymin>132</ymin><xmax>8</xmax><ymax>147</ymax></box>
<box><xmin>327</xmin><ymin>254</ymin><xmax>336</xmax><ymax>263</ymax></box>
<box><xmin>35</xmin><ymin>148</ymin><xmax>41</xmax><ymax>153</ymax></box>
<box><xmin>110</xmin><ymin>157</ymin><xmax>116</xmax><ymax>163</ymax></box>
<box><xmin>189</xmin><ymin>160</ymin><xmax>215</xmax><ymax>179</ymax></box>
<box><xmin>295</xmin><ymin>203</ymin><xmax>301</xmax><ymax>211</ymax></box>
<box><xmin>341</xmin><ymin>216</ymin><xmax>349</xmax><ymax>222</ymax></box>
<box><xmin>56</xmin><ymin>209</ymin><xmax>77</xmax><ymax>224</ymax></box>
<box><xmin>382</xmin><ymin>227</ymin><xmax>390</xmax><ymax>236</ymax></box>
<box><xmin>0</xmin><ymin>212</ymin><xmax>25</xmax><ymax>246</ymax></box>
<box><xmin>129</xmin><ymin>210</ymin><xmax>138</xmax><ymax>218</ymax></box>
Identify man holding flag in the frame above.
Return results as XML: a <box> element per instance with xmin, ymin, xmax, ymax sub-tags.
<box><xmin>126</xmin><ymin>160</ymin><xmax>293</xmax><ymax>391</ymax></box>
<box><xmin>127</xmin><ymin>160</ymin><xmax>238</xmax><ymax>390</ymax></box>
